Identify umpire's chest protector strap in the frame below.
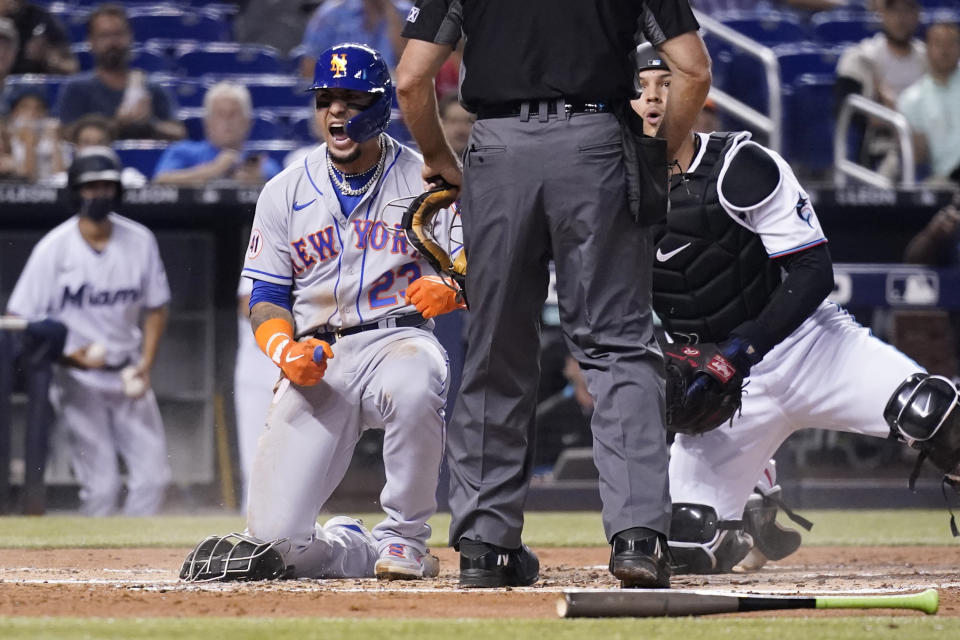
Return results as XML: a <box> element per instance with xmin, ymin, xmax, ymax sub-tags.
<box><xmin>615</xmin><ymin>102</ymin><xmax>668</xmax><ymax>227</ymax></box>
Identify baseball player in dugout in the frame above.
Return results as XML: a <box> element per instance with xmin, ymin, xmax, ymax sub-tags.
<box><xmin>5</xmin><ymin>147</ymin><xmax>171</xmax><ymax>517</ymax></box>
<box><xmin>181</xmin><ymin>43</ymin><xmax>461</xmax><ymax>583</ymax></box>
<box><xmin>396</xmin><ymin>1</ymin><xmax>711</xmax><ymax>588</ymax></box>
<box><xmin>633</xmin><ymin>47</ymin><xmax>960</xmax><ymax>575</ymax></box>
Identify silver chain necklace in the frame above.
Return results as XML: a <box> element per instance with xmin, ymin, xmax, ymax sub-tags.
<box><xmin>326</xmin><ymin>135</ymin><xmax>386</xmax><ymax>197</ymax></box>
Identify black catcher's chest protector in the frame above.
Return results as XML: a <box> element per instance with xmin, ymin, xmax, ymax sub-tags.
<box><xmin>652</xmin><ymin>133</ymin><xmax>782</xmax><ymax>344</ymax></box>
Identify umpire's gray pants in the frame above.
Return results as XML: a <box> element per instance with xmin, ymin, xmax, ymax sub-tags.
<box><xmin>447</xmin><ymin>108</ymin><xmax>670</xmax><ymax>548</ymax></box>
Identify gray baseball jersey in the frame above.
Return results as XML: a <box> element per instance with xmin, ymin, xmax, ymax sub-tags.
<box><xmin>242</xmin><ymin>136</ymin><xmax>461</xmax><ymax>336</ymax></box>
<box><xmin>240</xmin><ymin>135</ymin><xmax>456</xmax><ymax>577</ymax></box>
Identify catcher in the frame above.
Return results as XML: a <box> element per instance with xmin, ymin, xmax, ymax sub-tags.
<box><xmin>635</xmin><ymin>45</ymin><xmax>960</xmax><ymax>574</ymax></box>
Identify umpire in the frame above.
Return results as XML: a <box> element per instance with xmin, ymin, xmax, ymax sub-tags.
<box><xmin>396</xmin><ymin>1</ymin><xmax>711</xmax><ymax>589</ymax></box>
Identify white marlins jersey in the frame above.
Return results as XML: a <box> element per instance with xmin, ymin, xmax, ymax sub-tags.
<box><xmin>7</xmin><ymin>213</ymin><xmax>171</xmax><ymax>368</ymax></box>
<box><xmin>706</xmin><ymin>131</ymin><xmax>826</xmax><ymax>259</ymax></box>
<box><xmin>242</xmin><ymin>136</ymin><xmax>461</xmax><ymax>337</ymax></box>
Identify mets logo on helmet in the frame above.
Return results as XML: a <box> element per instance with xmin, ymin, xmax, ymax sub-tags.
<box><xmin>330</xmin><ymin>53</ymin><xmax>348</xmax><ymax>78</ymax></box>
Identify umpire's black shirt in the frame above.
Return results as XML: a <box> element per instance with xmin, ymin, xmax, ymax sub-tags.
<box><xmin>402</xmin><ymin>0</ymin><xmax>699</xmax><ymax>110</ymax></box>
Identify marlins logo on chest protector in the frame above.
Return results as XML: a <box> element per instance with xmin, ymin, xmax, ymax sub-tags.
<box><xmin>652</xmin><ymin>132</ymin><xmax>781</xmax><ymax>344</ymax></box>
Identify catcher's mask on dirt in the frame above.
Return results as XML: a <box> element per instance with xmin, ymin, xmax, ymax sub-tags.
<box><xmin>67</xmin><ymin>146</ymin><xmax>124</xmax><ymax>219</ymax></box>
<box><xmin>308</xmin><ymin>42</ymin><xmax>393</xmax><ymax>143</ymax></box>
<box><xmin>179</xmin><ymin>533</ymin><xmax>289</xmax><ymax>582</ymax></box>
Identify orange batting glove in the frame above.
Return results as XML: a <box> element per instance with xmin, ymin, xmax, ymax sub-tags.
<box><xmin>406</xmin><ymin>275</ymin><xmax>466</xmax><ymax>319</ymax></box>
<box><xmin>255</xmin><ymin>318</ymin><xmax>334</xmax><ymax>386</ymax></box>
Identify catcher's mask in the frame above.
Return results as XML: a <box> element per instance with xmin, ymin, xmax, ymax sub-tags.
<box><xmin>179</xmin><ymin>532</ymin><xmax>289</xmax><ymax>582</ymax></box>
<box><xmin>308</xmin><ymin>42</ymin><xmax>393</xmax><ymax>143</ymax></box>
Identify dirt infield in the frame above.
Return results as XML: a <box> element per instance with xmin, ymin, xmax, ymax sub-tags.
<box><xmin>1</xmin><ymin>546</ymin><xmax>958</xmax><ymax>619</ymax></box>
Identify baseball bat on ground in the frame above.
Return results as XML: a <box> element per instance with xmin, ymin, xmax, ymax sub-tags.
<box><xmin>557</xmin><ymin>588</ymin><xmax>939</xmax><ymax>618</ymax></box>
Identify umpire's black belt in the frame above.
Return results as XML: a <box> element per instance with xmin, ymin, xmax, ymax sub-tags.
<box><xmin>312</xmin><ymin>313</ymin><xmax>426</xmax><ymax>345</ymax></box>
<box><xmin>476</xmin><ymin>99</ymin><xmax>612</xmax><ymax>120</ymax></box>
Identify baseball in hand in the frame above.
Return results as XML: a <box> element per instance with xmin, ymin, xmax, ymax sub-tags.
<box><xmin>85</xmin><ymin>342</ymin><xmax>107</xmax><ymax>368</ymax></box>
<box><xmin>121</xmin><ymin>366</ymin><xmax>147</xmax><ymax>398</ymax></box>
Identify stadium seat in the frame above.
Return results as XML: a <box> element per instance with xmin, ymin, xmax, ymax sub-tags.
<box><xmin>810</xmin><ymin>10</ymin><xmax>880</xmax><ymax>45</ymax></box>
<box><xmin>715</xmin><ymin>10</ymin><xmax>810</xmax><ymax>46</ymax></box>
<box><xmin>154</xmin><ymin>75</ymin><xmax>206</xmax><ymax>108</ymax></box>
<box><xmin>783</xmin><ymin>73</ymin><xmax>837</xmax><ymax>171</ymax></box>
<box><xmin>174</xmin><ymin>43</ymin><xmax>286</xmax><ymax>77</ymax></box>
<box><xmin>240</xmin><ymin>76</ymin><xmax>312</xmax><ymax>109</ymax></box>
<box><xmin>290</xmin><ymin>112</ymin><xmax>317</xmax><ymax>143</ymax></box>
<box><xmin>113</xmin><ymin>140</ymin><xmax>169</xmax><ymax>180</ymax></box>
<box><xmin>127</xmin><ymin>7</ymin><xmax>231</xmax><ymax>45</ymax></box>
<box><xmin>774</xmin><ymin>42</ymin><xmax>841</xmax><ymax>86</ymax></box>
<box><xmin>179</xmin><ymin>108</ymin><xmax>284</xmax><ymax>141</ymax></box>
<box><xmin>1</xmin><ymin>75</ymin><xmax>67</xmax><ymax>115</ymax></box>
<box><xmin>71</xmin><ymin>43</ymin><xmax>174</xmax><ymax>73</ymax></box>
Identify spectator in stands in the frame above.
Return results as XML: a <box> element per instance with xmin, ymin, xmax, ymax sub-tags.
<box><xmin>0</xmin><ymin>16</ymin><xmax>16</xmax><ymax>95</ymax></box>
<box><xmin>56</xmin><ymin>4</ymin><xmax>185</xmax><ymax>141</ymax></box>
<box><xmin>438</xmin><ymin>91</ymin><xmax>474</xmax><ymax>158</ymax></box>
<box><xmin>690</xmin><ymin>0</ymin><xmax>849</xmax><ymax>14</ymax></box>
<box><xmin>904</xmin><ymin>191</ymin><xmax>960</xmax><ymax>265</ymax></box>
<box><xmin>298</xmin><ymin>0</ymin><xmax>411</xmax><ymax>79</ymax></box>
<box><xmin>836</xmin><ymin>0</ymin><xmax>926</xmax><ymax>175</ymax></box>
<box><xmin>0</xmin><ymin>17</ymin><xmax>15</xmax><ymax>176</ymax></box>
<box><xmin>0</xmin><ymin>0</ymin><xmax>76</xmax><ymax>75</ymax></box>
<box><xmin>153</xmin><ymin>81</ymin><xmax>282</xmax><ymax>185</ymax></box>
<box><xmin>47</xmin><ymin>114</ymin><xmax>147</xmax><ymax>188</ymax></box>
<box><xmin>897</xmin><ymin>22</ymin><xmax>960</xmax><ymax>184</ymax></box>
<box><xmin>3</xmin><ymin>89</ymin><xmax>67</xmax><ymax>182</ymax></box>
<box><xmin>233</xmin><ymin>0</ymin><xmax>313</xmax><ymax>56</ymax></box>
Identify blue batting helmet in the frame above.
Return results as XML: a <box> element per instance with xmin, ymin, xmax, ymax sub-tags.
<box><xmin>308</xmin><ymin>42</ymin><xmax>393</xmax><ymax>143</ymax></box>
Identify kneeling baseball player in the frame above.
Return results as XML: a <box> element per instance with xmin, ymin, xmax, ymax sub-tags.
<box><xmin>408</xmin><ymin>45</ymin><xmax>960</xmax><ymax>577</ymax></box>
<box><xmin>181</xmin><ymin>43</ymin><xmax>459</xmax><ymax>582</ymax></box>
<box><xmin>633</xmin><ymin>45</ymin><xmax>958</xmax><ymax>574</ymax></box>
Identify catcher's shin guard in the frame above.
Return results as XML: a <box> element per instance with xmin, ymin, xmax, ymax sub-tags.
<box><xmin>668</xmin><ymin>503</ymin><xmax>753</xmax><ymax>574</ymax></box>
<box><xmin>885</xmin><ymin>373</ymin><xmax>960</xmax><ymax>535</ymax></box>
<box><xmin>885</xmin><ymin>373</ymin><xmax>960</xmax><ymax>487</ymax></box>
<box><xmin>180</xmin><ymin>533</ymin><xmax>290</xmax><ymax>582</ymax></box>
<box><xmin>735</xmin><ymin>485</ymin><xmax>813</xmax><ymax>571</ymax></box>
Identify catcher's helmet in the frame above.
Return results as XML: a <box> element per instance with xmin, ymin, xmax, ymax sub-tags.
<box><xmin>632</xmin><ymin>42</ymin><xmax>670</xmax><ymax>96</ymax></box>
<box><xmin>307</xmin><ymin>42</ymin><xmax>393</xmax><ymax>143</ymax></box>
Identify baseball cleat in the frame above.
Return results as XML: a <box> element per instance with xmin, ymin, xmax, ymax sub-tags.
<box><xmin>375</xmin><ymin>543</ymin><xmax>440</xmax><ymax>580</ymax></box>
<box><xmin>324</xmin><ymin>515</ymin><xmax>375</xmax><ymax>541</ymax></box>
<box><xmin>609</xmin><ymin>527</ymin><xmax>671</xmax><ymax>588</ymax></box>
<box><xmin>458</xmin><ymin>539</ymin><xmax>540</xmax><ymax>588</ymax></box>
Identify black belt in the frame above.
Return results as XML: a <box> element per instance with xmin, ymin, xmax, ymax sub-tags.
<box><xmin>476</xmin><ymin>99</ymin><xmax>612</xmax><ymax>120</ymax></box>
<box><xmin>312</xmin><ymin>313</ymin><xmax>426</xmax><ymax>345</ymax></box>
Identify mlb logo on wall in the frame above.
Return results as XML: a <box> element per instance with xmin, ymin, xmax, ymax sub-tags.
<box><xmin>886</xmin><ymin>270</ymin><xmax>939</xmax><ymax>306</ymax></box>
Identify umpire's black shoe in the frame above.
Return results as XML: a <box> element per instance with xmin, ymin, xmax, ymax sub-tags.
<box><xmin>458</xmin><ymin>539</ymin><xmax>540</xmax><ymax>588</ymax></box>
<box><xmin>609</xmin><ymin>527</ymin><xmax>671</xmax><ymax>589</ymax></box>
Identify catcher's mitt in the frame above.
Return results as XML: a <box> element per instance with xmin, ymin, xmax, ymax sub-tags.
<box><xmin>664</xmin><ymin>342</ymin><xmax>746</xmax><ymax>435</ymax></box>
<box><xmin>401</xmin><ymin>181</ymin><xmax>467</xmax><ymax>295</ymax></box>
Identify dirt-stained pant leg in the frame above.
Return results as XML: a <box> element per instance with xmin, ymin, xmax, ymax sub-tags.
<box><xmin>361</xmin><ymin>330</ymin><xmax>449</xmax><ymax>554</ymax></box>
<box><xmin>246</xmin><ymin>353</ymin><xmax>370</xmax><ymax>578</ymax></box>
<box><xmin>448</xmin><ymin>111</ymin><xmax>670</xmax><ymax>548</ymax></box>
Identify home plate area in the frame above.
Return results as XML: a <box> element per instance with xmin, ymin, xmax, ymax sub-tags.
<box><xmin>1</xmin><ymin>546</ymin><xmax>958</xmax><ymax>619</ymax></box>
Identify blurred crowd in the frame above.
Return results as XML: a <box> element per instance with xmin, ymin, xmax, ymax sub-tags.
<box><xmin>0</xmin><ymin>0</ymin><xmax>471</xmax><ymax>186</ymax></box>
<box><xmin>0</xmin><ymin>0</ymin><xmax>956</xmax><ymax>187</ymax></box>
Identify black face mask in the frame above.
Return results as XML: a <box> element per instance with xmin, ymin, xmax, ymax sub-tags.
<box><xmin>95</xmin><ymin>46</ymin><xmax>129</xmax><ymax>71</ymax></box>
<box><xmin>78</xmin><ymin>197</ymin><xmax>113</xmax><ymax>221</ymax></box>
